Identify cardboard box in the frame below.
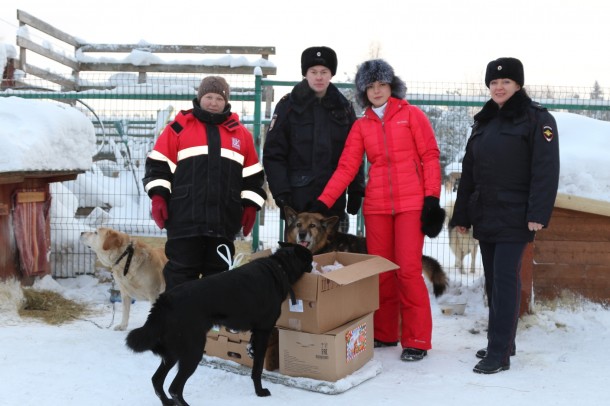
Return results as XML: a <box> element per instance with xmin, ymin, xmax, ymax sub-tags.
<box><xmin>207</xmin><ymin>325</ymin><xmax>251</xmax><ymax>342</ymax></box>
<box><xmin>276</xmin><ymin>252</ymin><xmax>398</xmax><ymax>334</ymax></box>
<box><xmin>279</xmin><ymin>312</ymin><xmax>374</xmax><ymax>382</ymax></box>
<box><xmin>204</xmin><ymin>328</ymin><xmax>279</xmax><ymax>371</ymax></box>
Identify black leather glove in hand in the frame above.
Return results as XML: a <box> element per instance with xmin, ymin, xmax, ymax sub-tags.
<box><xmin>346</xmin><ymin>193</ymin><xmax>362</xmax><ymax>215</ymax></box>
<box><xmin>308</xmin><ymin>200</ymin><xmax>329</xmax><ymax>215</ymax></box>
<box><xmin>421</xmin><ymin>196</ymin><xmax>446</xmax><ymax>238</ymax></box>
<box><xmin>274</xmin><ymin>193</ymin><xmax>293</xmax><ymax>220</ymax></box>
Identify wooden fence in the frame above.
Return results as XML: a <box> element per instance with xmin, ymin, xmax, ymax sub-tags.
<box><xmin>13</xmin><ymin>9</ymin><xmax>276</xmax><ymax>91</ymax></box>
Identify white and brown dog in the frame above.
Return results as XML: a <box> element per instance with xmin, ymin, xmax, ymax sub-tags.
<box><xmin>80</xmin><ymin>227</ymin><xmax>167</xmax><ymax>330</ymax></box>
<box><xmin>447</xmin><ymin>202</ymin><xmax>479</xmax><ymax>274</ymax></box>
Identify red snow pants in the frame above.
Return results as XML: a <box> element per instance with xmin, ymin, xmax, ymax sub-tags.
<box><xmin>365</xmin><ymin>210</ymin><xmax>432</xmax><ymax>350</ymax></box>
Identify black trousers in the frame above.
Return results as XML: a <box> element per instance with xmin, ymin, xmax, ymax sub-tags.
<box><xmin>162</xmin><ymin>236</ymin><xmax>235</xmax><ymax>292</ymax></box>
<box><xmin>479</xmin><ymin>241</ymin><xmax>527</xmax><ymax>364</ymax></box>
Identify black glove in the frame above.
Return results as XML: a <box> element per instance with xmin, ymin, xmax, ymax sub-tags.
<box><xmin>346</xmin><ymin>193</ymin><xmax>362</xmax><ymax>215</ymax></box>
<box><xmin>308</xmin><ymin>200</ymin><xmax>329</xmax><ymax>215</ymax></box>
<box><xmin>274</xmin><ymin>193</ymin><xmax>292</xmax><ymax>220</ymax></box>
<box><xmin>421</xmin><ymin>196</ymin><xmax>446</xmax><ymax>238</ymax></box>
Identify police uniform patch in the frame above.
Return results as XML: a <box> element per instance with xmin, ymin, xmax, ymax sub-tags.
<box><xmin>542</xmin><ymin>125</ymin><xmax>554</xmax><ymax>142</ymax></box>
<box><xmin>268</xmin><ymin>114</ymin><xmax>278</xmax><ymax>131</ymax></box>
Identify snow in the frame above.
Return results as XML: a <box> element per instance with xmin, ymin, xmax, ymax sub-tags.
<box><xmin>1</xmin><ymin>95</ymin><xmax>609</xmax><ymax>406</ymax></box>
<box><xmin>0</xmin><ymin>97</ymin><xmax>96</xmax><ymax>172</ymax></box>
<box><xmin>1</xmin><ymin>274</ymin><xmax>608</xmax><ymax>406</ymax></box>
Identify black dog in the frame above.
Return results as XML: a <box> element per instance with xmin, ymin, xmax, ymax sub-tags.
<box><xmin>125</xmin><ymin>242</ymin><xmax>313</xmax><ymax>406</ymax></box>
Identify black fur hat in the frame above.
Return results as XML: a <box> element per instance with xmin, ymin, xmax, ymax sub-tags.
<box><xmin>485</xmin><ymin>57</ymin><xmax>524</xmax><ymax>88</ymax></box>
<box><xmin>354</xmin><ymin>59</ymin><xmax>407</xmax><ymax>107</ymax></box>
<box><xmin>301</xmin><ymin>46</ymin><xmax>337</xmax><ymax>76</ymax></box>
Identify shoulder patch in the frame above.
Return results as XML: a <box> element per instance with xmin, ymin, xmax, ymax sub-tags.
<box><xmin>542</xmin><ymin>125</ymin><xmax>554</xmax><ymax>142</ymax></box>
<box><xmin>170</xmin><ymin>121</ymin><xmax>183</xmax><ymax>134</ymax></box>
<box><xmin>268</xmin><ymin>114</ymin><xmax>278</xmax><ymax>131</ymax></box>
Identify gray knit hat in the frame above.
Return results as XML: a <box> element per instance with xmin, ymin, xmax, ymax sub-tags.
<box><xmin>197</xmin><ymin>76</ymin><xmax>230</xmax><ymax>102</ymax></box>
<box><xmin>355</xmin><ymin>59</ymin><xmax>407</xmax><ymax>107</ymax></box>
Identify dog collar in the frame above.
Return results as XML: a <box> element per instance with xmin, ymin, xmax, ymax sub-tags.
<box><xmin>114</xmin><ymin>241</ymin><xmax>135</xmax><ymax>276</ymax></box>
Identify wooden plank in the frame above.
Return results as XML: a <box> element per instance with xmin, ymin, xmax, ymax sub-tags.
<box><xmin>537</xmin><ymin>214</ymin><xmax>610</xmax><ymax>242</ymax></box>
<box><xmin>555</xmin><ymin>193</ymin><xmax>610</xmax><ymax>217</ymax></box>
<box><xmin>78</xmin><ymin>62</ymin><xmax>276</xmax><ymax>75</ymax></box>
<box><xmin>17</xmin><ymin>36</ymin><xmax>80</xmax><ymax>70</ymax></box>
<box><xmin>16</xmin><ymin>191</ymin><xmax>45</xmax><ymax>203</ymax></box>
<box><xmin>534</xmin><ymin>240</ymin><xmax>610</xmax><ymax>265</ymax></box>
<box><xmin>77</xmin><ymin>44</ymin><xmax>275</xmax><ymax>55</ymax></box>
<box><xmin>520</xmin><ymin>243</ymin><xmax>534</xmax><ymax>315</ymax></box>
<box><xmin>17</xmin><ymin>10</ymin><xmax>81</xmax><ymax>47</ymax></box>
<box><xmin>534</xmin><ymin>263</ymin><xmax>610</xmax><ymax>303</ymax></box>
<box><xmin>21</xmin><ymin>63</ymin><xmax>78</xmax><ymax>90</ymax></box>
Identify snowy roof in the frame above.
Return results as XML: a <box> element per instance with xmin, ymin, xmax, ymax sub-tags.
<box><xmin>0</xmin><ymin>97</ymin><xmax>96</xmax><ymax>172</ymax></box>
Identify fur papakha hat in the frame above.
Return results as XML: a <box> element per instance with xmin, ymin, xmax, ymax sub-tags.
<box><xmin>354</xmin><ymin>59</ymin><xmax>407</xmax><ymax>107</ymax></box>
<box><xmin>197</xmin><ymin>76</ymin><xmax>230</xmax><ymax>102</ymax></box>
<box><xmin>485</xmin><ymin>57</ymin><xmax>524</xmax><ymax>88</ymax></box>
<box><xmin>301</xmin><ymin>46</ymin><xmax>338</xmax><ymax>76</ymax></box>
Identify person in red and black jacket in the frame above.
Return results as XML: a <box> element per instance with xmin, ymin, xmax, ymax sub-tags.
<box><xmin>143</xmin><ymin>76</ymin><xmax>266</xmax><ymax>291</ymax></box>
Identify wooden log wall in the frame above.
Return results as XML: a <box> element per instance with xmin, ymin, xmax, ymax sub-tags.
<box><xmin>533</xmin><ymin>207</ymin><xmax>610</xmax><ymax>304</ymax></box>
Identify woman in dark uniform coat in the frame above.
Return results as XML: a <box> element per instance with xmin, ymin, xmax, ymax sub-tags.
<box><xmin>450</xmin><ymin>57</ymin><xmax>560</xmax><ymax>374</ymax></box>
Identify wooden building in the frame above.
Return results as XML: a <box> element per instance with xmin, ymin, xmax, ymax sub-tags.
<box><xmin>520</xmin><ymin>193</ymin><xmax>610</xmax><ymax>312</ymax></box>
<box><xmin>0</xmin><ymin>171</ymin><xmax>82</xmax><ymax>284</ymax></box>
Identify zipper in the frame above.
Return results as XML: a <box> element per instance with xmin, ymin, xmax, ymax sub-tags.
<box><xmin>381</xmin><ymin>120</ymin><xmax>395</xmax><ymax>215</ymax></box>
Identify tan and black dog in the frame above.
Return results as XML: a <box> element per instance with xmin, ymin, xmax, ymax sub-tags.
<box><xmin>284</xmin><ymin>206</ymin><xmax>447</xmax><ymax>297</ymax></box>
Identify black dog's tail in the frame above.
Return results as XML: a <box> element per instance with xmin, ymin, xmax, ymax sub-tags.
<box><xmin>422</xmin><ymin>255</ymin><xmax>448</xmax><ymax>297</ymax></box>
<box><xmin>125</xmin><ymin>296</ymin><xmax>167</xmax><ymax>353</ymax></box>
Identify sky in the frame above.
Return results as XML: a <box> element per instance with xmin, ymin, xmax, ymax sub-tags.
<box><xmin>1</xmin><ymin>0</ymin><xmax>610</xmax><ymax>88</ymax></box>
<box><xmin>0</xmin><ymin>97</ymin><xmax>609</xmax><ymax>405</ymax></box>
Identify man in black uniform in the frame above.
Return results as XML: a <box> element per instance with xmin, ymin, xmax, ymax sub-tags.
<box><xmin>263</xmin><ymin>46</ymin><xmax>365</xmax><ymax>232</ymax></box>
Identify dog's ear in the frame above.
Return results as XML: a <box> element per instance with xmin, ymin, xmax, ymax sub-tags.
<box><xmin>102</xmin><ymin>230</ymin><xmax>122</xmax><ymax>251</ymax></box>
<box><xmin>321</xmin><ymin>216</ymin><xmax>340</xmax><ymax>235</ymax></box>
<box><xmin>284</xmin><ymin>206</ymin><xmax>297</xmax><ymax>225</ymax></box>
<box><xmin>293</xmin><ymin>244</ymin><xmax>313</xmax><ymax>269</ymax></box>
<box><xmin>278</xmin><ymin>241</ymin><xmax>294</xmax><ymax>248</ymax></box>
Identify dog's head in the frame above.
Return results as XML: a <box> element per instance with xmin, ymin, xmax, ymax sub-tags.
<box><xmin>80</xmin><ymin>227</ymin><xmax>130</xmax><ymax>267</ymax></box>
<box><xmin>274</xmin><ymin>242</ymin><xmax>313</xmax><ymax>284</ymax></box>
<box><xmin>284</xmin><ymin>206</ymin><xmax>339</xmax><ymax>254</ymax></box>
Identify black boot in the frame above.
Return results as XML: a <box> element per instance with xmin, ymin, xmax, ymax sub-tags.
<box><xmin>374</xmin><ymin>339</ymin><xmax>398</xmax><ymax>348</ymax></box>
<box><xmin>473</xmin><ymin>358</ymin><xmax>510</xmax><ymax>374</ymax></box>
<box><xmin>476</xmin><ymin>346</ymin><xmax>516</xmax><ymax>359</ymax></box>
<box><xmin>400</xmin><ymin>348</ymin><xmax>427</xmax><ymax>361</ymax></box>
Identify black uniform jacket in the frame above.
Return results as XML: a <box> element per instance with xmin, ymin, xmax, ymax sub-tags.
<box><xmin>451</xmin><ymin>90</ymin><xmax>560</xmax><ymax>242</ymax></box>
<box><xmin>263</xmin><ymin>80</ymin><xmax>365</xmax><ymax>217</ymax></box>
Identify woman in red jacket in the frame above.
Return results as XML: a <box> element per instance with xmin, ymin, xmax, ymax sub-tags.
<box><xmin>311</xmin><ymin>59</ymin><xmax>445</xmax><ymax>361</ymax></box>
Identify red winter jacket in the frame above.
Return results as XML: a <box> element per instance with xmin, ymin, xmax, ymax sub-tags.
<box><xmin>143</xmin><ymin>104</ymin><xmax>266</xmax><ymax>239</ymax></box>
<box><xmin>319</xmin><ymin>97</ymin><xmax>441</xmax><ymax>214</ymax></box>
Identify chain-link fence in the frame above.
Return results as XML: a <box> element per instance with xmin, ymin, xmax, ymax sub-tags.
<box><xmin>3</xmin><ymin>74</ymin><xmax>609</xmax><ymax>284</ymax></box>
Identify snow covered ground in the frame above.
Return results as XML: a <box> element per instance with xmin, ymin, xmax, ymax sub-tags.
<box><xmin>1</xmin><ymin>273</ymin><xmax>608</xmax><ymax>406</ymax></box>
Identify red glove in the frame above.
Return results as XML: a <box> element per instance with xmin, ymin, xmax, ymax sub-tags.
<box><xmin>241</xmin><ymin>206</ymin><xmax>257</xmax><ymax>237</ymax></box>
<box><xmin>151</xmin><ymin>195</ymin><xmax>168</xmax><ymax>229</ymax></box>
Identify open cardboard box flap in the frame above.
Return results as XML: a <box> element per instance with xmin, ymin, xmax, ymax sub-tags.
<box><xmin>313</xmin><ymin>252</ymin><xmax>398</xmax><ymax>285</ymax></box>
